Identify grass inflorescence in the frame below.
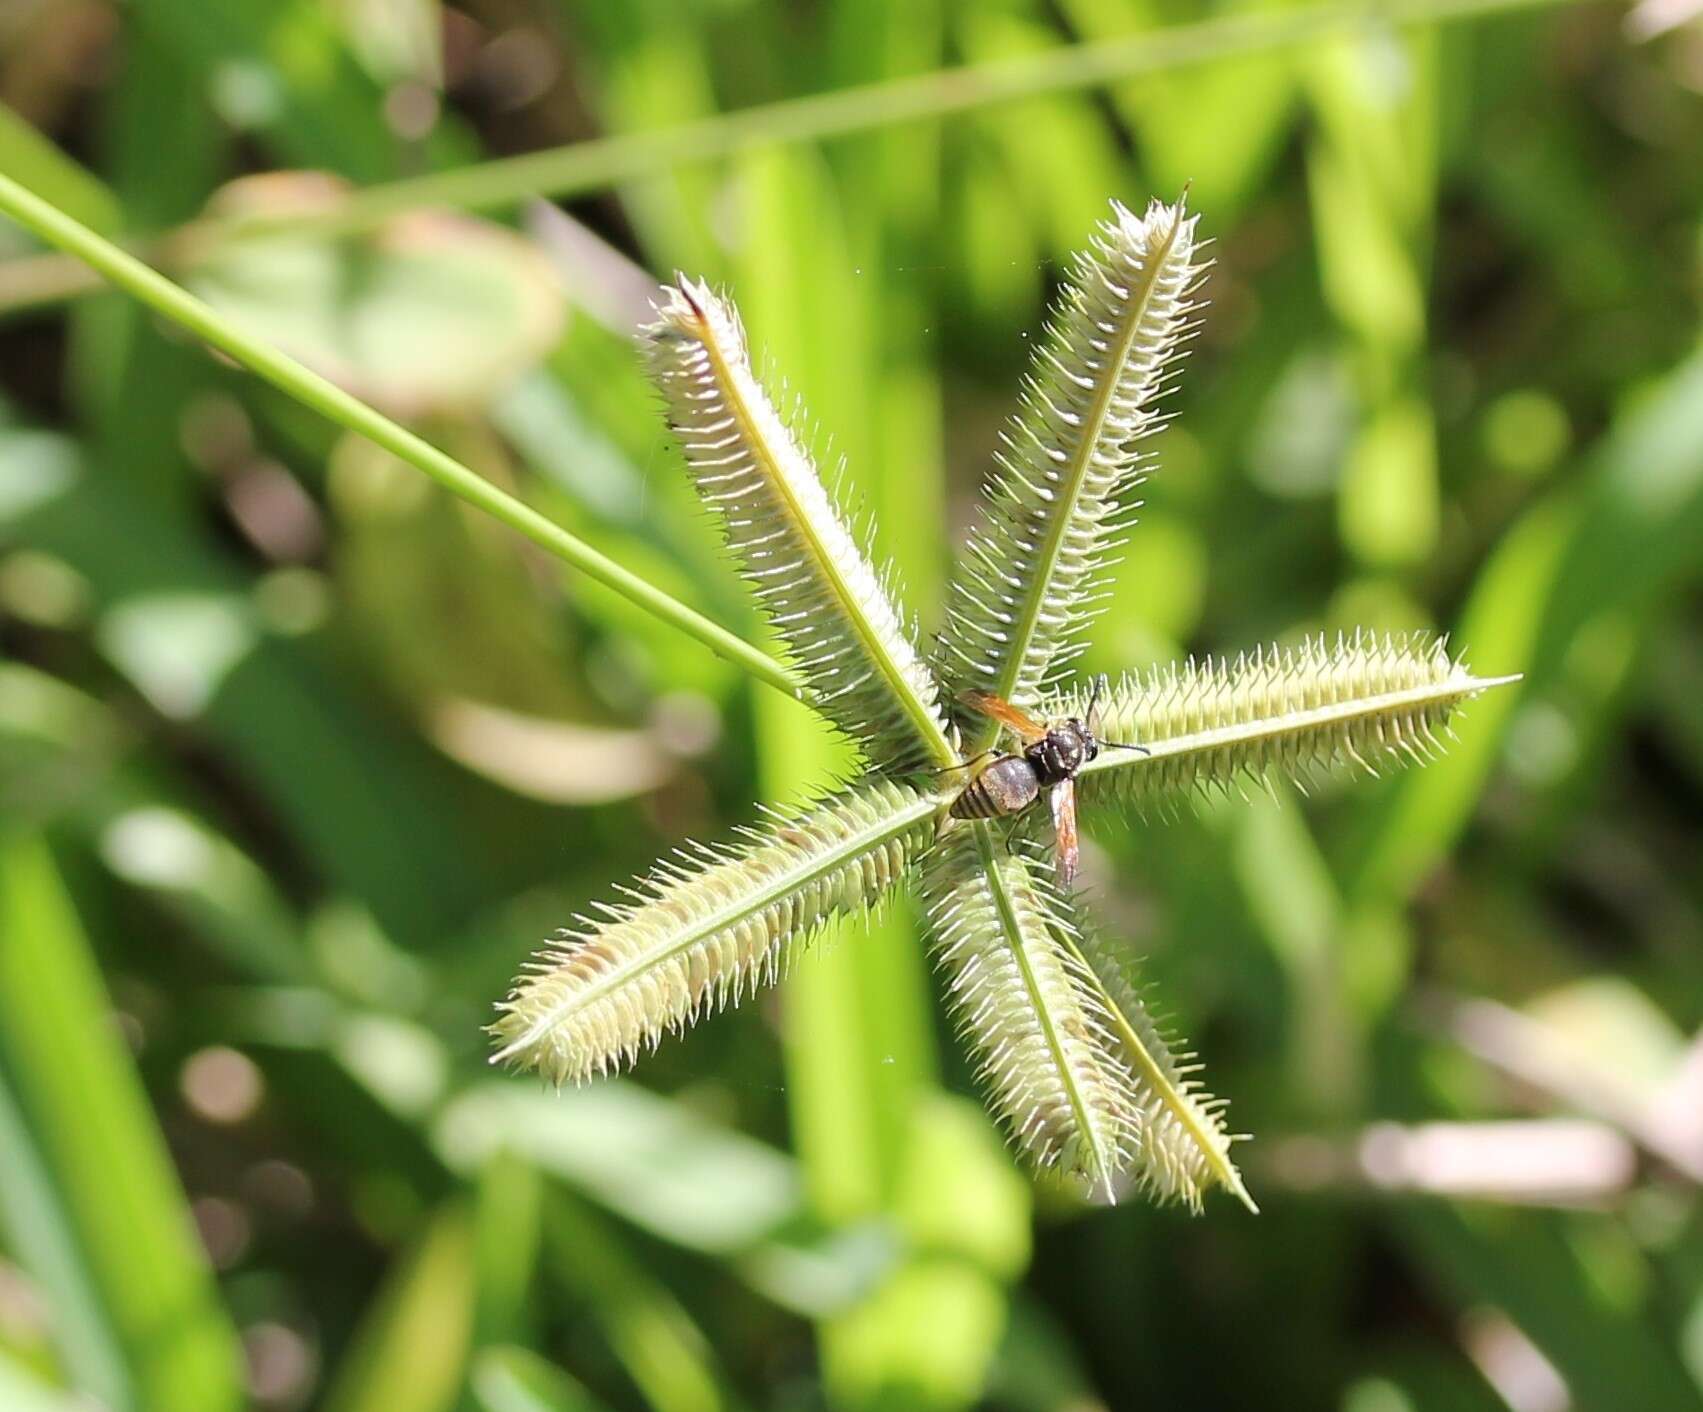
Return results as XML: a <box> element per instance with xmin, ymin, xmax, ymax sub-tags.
<box><xmin>493</xmin><ymin>194</ymin><xmax>1515</xmax><ymax>1209</ymax></box>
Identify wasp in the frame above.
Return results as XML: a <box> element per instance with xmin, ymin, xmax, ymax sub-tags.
<box><xmin>947</xmin><ymin>677</ymin><xmax>1148</xmax><ymax>884</ymax></box>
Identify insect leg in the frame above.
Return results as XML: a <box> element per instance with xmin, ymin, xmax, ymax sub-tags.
<box><xmin>926</xmin><ymin>749</ymin><xmax>999</xmax><ymax>776</ymax></box>
<box><xmin>1001</xmin><ymin>811</ymin><xmax>1034</xmax><ymax>854</ymax></box>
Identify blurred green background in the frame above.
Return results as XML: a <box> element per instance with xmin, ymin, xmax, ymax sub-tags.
<box><xmin>1</xmin><ymin>1</ymin><xmax>1701</xmax><ymax>1409</ymax></box>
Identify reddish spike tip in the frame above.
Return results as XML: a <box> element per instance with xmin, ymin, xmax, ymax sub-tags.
<box><xmin>672</xmin><ymin>273</ymin><xmax>706</xmax><ymax>320</ymax></box>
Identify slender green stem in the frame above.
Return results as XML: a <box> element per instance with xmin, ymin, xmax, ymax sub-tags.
<box><xmin>0</xmin><ymin>171</ymin><xmax>802</xmax><ymax>701</ymax></box>
<box><xmin>224</xmin><ymin>0</ymin><xmax>1576</xmax><ymax>241</ymax></box>
<box><xmin>0</xmin><ymin>0</ymin><xmax>1582</xmax><ymax>316</ymax></box>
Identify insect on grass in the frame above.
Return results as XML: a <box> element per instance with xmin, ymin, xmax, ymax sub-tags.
<box><xmin>493</xmin><ymin>194</ymin><xmax>1516</xmax><ymax>1209</ymax></box>
<box><xmin>946</xmin><ymin>678</ymin><xmax>1148</xmax><ymax>886</ymax></box>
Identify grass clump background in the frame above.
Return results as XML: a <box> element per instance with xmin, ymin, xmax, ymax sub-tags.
<box><xmin>1</xmin><ymin>2</ymin><xmax>1701</xmax><ymax>1411</ymax></box>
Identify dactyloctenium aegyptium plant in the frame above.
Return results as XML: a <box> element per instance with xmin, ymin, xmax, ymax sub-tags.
<box><xmin>492</xmin><ymin>196</ymin><xmax>1514</xmax><ymax>1210</ymax></box>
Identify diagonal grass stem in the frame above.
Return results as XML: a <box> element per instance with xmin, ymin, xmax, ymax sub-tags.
<box><xmin>0</xmin><ymin>0</ymin><xmax>1584</xmax><ymax>313</ymax></box>
<box><xmin>0</xmin><ymin>171</ymin><xmax>803</xmax><ymax>701</ymax></box>
<box><xmin>212</xmin><ymin>0</ymin><xmax>1583</xmax><ymax>242</ymax></box>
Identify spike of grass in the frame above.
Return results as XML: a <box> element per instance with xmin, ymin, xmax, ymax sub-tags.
<box><xmin>1065</xmin><ymin>631</ymin><xmax>1518</xmax><ymax>815</ymax></box>
<box><xmin>920</xmin><ymin>829</ymin><xmax>1137</xmax><ymax>1198</ymax></box>
<box><xmin>492</xmin><ymin>779</ymin><xmax>939</xmax><ymax>1082</ymax></box>
<box><xmin>1055</xmin><ymin>907</ymin><xmax>1254</xmax><ymax>1211</ymax></box>
<box><xmin>0</xmin><ymin>156</ymin><xmax>1523</xmax><ymax>1212</ymax></box>
<box><xmin>939</xmin><ymin>197</ymin><xmax>1203</xmax><ymax>736</ymax></box>
<box><xmin>644</xmin><ymin>279</ymin><xmax>955</xmax><ymax>771</ymax></box>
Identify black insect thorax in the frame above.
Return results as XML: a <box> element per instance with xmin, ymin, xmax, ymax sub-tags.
<box><xmin>1025</xmin><ymin>720</ymin><xmax>1098</xmax><ymax>785</ymax></box>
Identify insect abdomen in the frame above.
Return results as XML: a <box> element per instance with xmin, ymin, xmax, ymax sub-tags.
<box><xmin>951</xmin><ymin>757</ymin><xmax>1040</xmax><ymax>819</ymax></box>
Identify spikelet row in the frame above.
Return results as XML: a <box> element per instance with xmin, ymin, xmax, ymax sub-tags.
<box><xmin>1063</xmin><ymin>914</ymin><xmax>1252</xmax><ymax>1211</ymax></box>
<box><xmin>644</xmin><ymin>279</ymin><xmax>954</xmax><ymax>772</ymax></box>
<box><xmin>1067</xmin><ymin>631</ymin><xmax>1513</xmax><ymax>814</ymax></box>
<box><xmin>491</xmin><ymin>778</ymin><xmax>939</xmax><ymax>1084</ymax></box>
<box><xmin>937</xmin><ymin>196</ymin><xmax>1205</xmax><ymax>730</ymax></box>
<box><xmin>920</xmin><ymin>827</ymin><xmax>1138</xmax><ymax>1198</ymax></box>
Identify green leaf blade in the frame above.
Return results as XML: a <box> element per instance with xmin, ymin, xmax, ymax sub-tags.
<box><xmin>0</xmin><ymin>833</ymin><xmax>244</xmax><ymax>1412</ymax></box>
<box><xmin>319</xmin><ymin>1203</ymin><xmax>475</xmax><ymax>1412</ymax></box>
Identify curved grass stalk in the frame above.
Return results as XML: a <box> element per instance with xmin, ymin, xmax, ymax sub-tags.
<box><xmin>920</xmin><ymin>828</ymin><xmax>1137</xmax><ymax>1199</ymax></box>
<box><xmin>645</xmin><ymin>279</ymin><xmax>955</xmax><ymax>771</ymax></box>
<box><xmin>492</xmin><ymin>778</ymin><xmax>940</xmax><ymax>1083</ymax></box>
<box><xmin>17</xmin><ymin>0</ymin><xmax>1575</xmax><ymax>265</ymax></box>
<box><xmin>1064</xmin><ymin>631</ymin><xmax>1519</xmax><ymax>814</ymax></box>
<box><xmin>0</xmin><ymin>171</ymin><xmax>802</xmax><ymax>701</ymax></box>
<box><xmin>938</xmin><ymin>197</ymin><xmax>1203</xmax><ymax>744</ymax></box>
<box><xmin>0</xmin><ymin>0</ymin><xmax>1587</xmax><ymax>323</ymax></box>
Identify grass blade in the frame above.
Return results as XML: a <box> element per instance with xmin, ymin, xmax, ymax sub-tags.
<box><xmin>0</xmin><ymin>102</ymin><xmax>119</xmax><ymax>233</ymax></box>
<box><xmin>0</xmin><ymin>1351</ymin><xmax>92</xmax><ymax>1412</ymax></box>
<box><xmin>319</xmin><ymin>1203</ymin><xmax>475</xmax><ymax>1412</ymax></box>
<box><xmin>472</xmin><ymin>1347</ymin><xmax>612</xmax><ymax>1412</ymax></box>
<box><xmin>0</xmin><ymin>0</ymin><xmax>1586</xmax><ymax>318</ymax></box>
<box><xmin>0</xmin><ymin>1071</ymin><xmax>129</xmax><ymax>1410</ymax></box>
<box><xmin>0</xmin><ymin>833</ymin><xmax>243</xmax><ymax>1412</ymax></box>
<box><xmin>199</xmin><ymin>0</ymin><xmax>1583</xmax><ymax>243</ymax></box>
<box><xmin>435</xmin><ymin>1080</ymin><xmax>800</xmax><ymax>1259</ymax></box>
<box><xmin>1350</xmin><ymin>348</ymin><xmax>1703</xmax><ymax>904</ymax></box>
<box><xmin>542</xmin><ymin>1195</ymin><xmax>724</xmax><ymax>1412</ymax></box>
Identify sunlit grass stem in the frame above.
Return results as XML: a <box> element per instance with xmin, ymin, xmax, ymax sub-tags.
<box><xmin>0</xmin><ymin>171</ymin><xmax>802</xmax><ymax>701</ymax></box>
<box><xmin>0</xmin><ymin>0</ymin><xmax>1583</xmax><ymax>314</ymax></box>
<box><xmin>215</xmin><ymin>0</ymin><xmax>1575</xmax><ymax>241</ymax></box>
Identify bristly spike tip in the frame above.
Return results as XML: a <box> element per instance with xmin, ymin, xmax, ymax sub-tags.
<box><xmin>491</xmin><ymin>778</ymin><xmax>938</xmax><ymax>1082</ymax></box>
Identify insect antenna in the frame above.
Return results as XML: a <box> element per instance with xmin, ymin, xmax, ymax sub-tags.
<box><xmin>1085</xmin><ymin>673</ymin><xmax>1149</xmax><ymax>753</ymax></box>
<box><xmin>1088</xmin><ymin>680</ymin><xmax>1151</xmax><ymax>754</ymax></box>
<box><xmin>1086</xmin><ymin>673</ymin><xmax>1108</xmax><ymax>733</ymax></box>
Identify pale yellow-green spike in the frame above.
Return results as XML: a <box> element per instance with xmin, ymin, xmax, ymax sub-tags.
<box><xmin>643</xmin><ymin>279</ymin><xmax>955</xmax><ymax>772</ymax></box>
<box><xmin>920</xmin><ymin>827</ymin><xmax>1138</xmax><ymax>1200</ymax></box>
<box><xmin>1067</xmin><ymin>631</ymin><xmax>1518</xmax><ymax>814</ymax></box>
<box><xmin>1051</xmin><ymin>894</ymin><xmax>1254</xmax><ymax>1212</ymax></box>
<box><xmin>939</xmin><ymin>194</ymin><xmax>1206</xmax><ymax>742</ymax></box>
<box><xmin>492</xmin><ymin>778</ymin><xmax>938</xmax><ymax>1082</ymax></box>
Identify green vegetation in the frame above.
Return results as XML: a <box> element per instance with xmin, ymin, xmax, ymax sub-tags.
<box><xmin>1</xmin><ymin>1</ymin><xmax>1699</xmax><ymax>1410</ymax></box>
